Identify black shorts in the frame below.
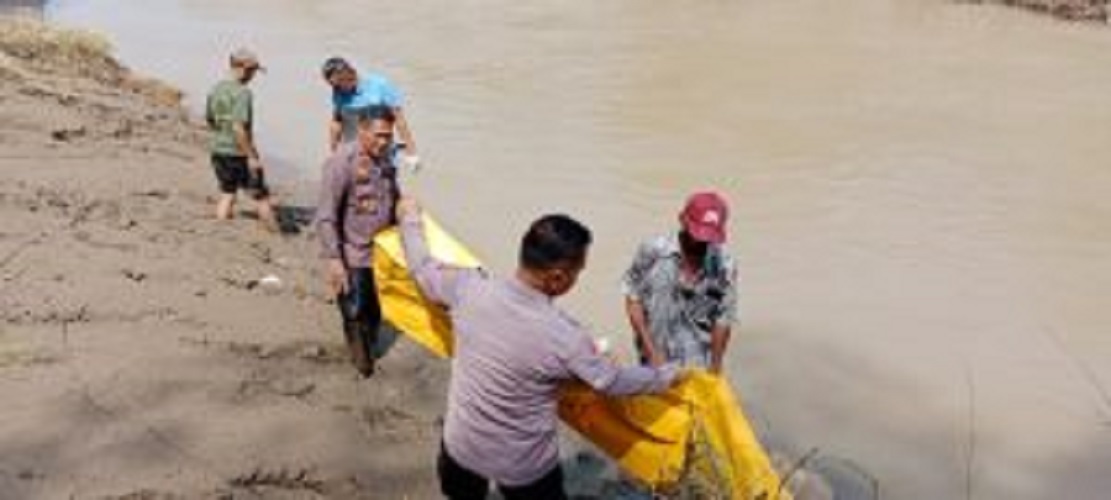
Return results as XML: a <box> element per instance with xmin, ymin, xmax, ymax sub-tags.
<box><xmin>211</xmin><ymin>154</ymin><xmax>269</xmax><ymax>199</ymax></box>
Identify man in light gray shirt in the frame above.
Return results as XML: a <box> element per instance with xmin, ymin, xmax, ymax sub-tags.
<box><xmin>396</xmin><ymin>198</ymin><xmax>681</xmax><ymax>500</ymax></box>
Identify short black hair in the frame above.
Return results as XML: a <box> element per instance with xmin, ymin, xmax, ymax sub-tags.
<box><xmin>519</xmin><ymin>214</ymin><xmax>592</xmax><ymax>270</ymax></box>
<box><xmin>322</xmin><ymin>57</ymin><xmax>352</xmax><ymax>79</ymax></box>
<box><xmin>355</xmin><ymin>105</ymin><xmax>397</xmax><ymax>126</ymax></box>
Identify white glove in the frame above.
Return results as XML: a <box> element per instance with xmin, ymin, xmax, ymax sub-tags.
<box><xmin>401</xmin><ymin>154</ymin><xmax>422</xmax><ymax>173</ymax></box>
<box><xmin>594</xmin><ymin>336</ymin><xmax>611</xmax><ymax>355</ymax></box>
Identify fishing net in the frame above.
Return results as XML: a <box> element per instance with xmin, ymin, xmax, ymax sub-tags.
<box><xmin>659</xmin><ymin>409</ymin><xmax>784</xmax><ymax>500</ymax></box>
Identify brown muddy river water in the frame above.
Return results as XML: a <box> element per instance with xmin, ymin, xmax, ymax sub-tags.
<box><xmin>47</xmin><ymin>0</ymin><xmax>1111</xmax><ymax>497</ymax></box>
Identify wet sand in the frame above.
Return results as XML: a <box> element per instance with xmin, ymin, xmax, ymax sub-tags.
<box><xmin>0</xmin><ymin>20</ymin><xmax>450</xmax><ymax>498</ymax></box>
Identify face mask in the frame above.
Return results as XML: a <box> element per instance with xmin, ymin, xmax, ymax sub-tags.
<box><xmin>703</xmin><ymin>249</ymin><xmax>721</xmax><ymax>276</ymax></box>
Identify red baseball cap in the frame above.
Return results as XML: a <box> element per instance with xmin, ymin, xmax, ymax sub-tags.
<box><xmin>680</xmin><ymin>191</ymin><xmax>729</xmax><ymax>244</ymax></box>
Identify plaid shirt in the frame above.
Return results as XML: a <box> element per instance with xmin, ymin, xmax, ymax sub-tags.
<box><xmin>622</xmin><ymin>234</ymin><xmax>739</xmax><ymax>367</ymax></box>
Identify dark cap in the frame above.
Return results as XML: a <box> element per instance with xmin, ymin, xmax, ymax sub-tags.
<box><xmin>680</xmin><ymin>191</ymin><xmax>729</xmax><ymax>244</ymax></box>
<box><xmin>322</xmin><ymin>57</ymin><xmax>353</xmax><ymax>79</ymax></box>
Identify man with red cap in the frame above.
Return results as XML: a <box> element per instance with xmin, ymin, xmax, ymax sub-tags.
<box><xmin>622</xmin><ymin>191</ymin><xmax>738</xmax><ymax>373</ymax></box>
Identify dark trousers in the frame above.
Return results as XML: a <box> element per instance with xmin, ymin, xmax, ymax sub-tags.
<box><xmin>336</xmin><ymin>267</ymin><xmax>381</xmax><ymax>376</ymax></box>
<box><xmin>438</xmin><ymin>443</ymin><xmax>567</xmax><ymax>500</ymax></box>
<box><xmin>210</xmin><ymin>154</ymin><xmax>269</xmax><ymax>199</ymax></box>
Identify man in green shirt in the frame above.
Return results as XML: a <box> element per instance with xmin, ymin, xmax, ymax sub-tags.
<box><xmin>205</xmin><ymin>48</ymin><xmax>277</xmax><ymax>230</ymax></box>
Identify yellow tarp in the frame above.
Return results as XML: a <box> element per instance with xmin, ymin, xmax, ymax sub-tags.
<box><xmin>372</xmin><ymin>216</ymin><xmax>788</xmax><ymax>499</ymax></box>
<box><xmin>373</xmin><ymin>216</ymin><xmax>480</xmax><ymax>358</ymax></box>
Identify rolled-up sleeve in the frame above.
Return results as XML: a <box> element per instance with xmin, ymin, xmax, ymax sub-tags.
<box><xmin>621</xmin><ymin>241</ymin><xmax>656</xmax><ymax>300</ymax></box>
<box><xmin>715</xmin><ymin>264</ymin><xmax>740</xmax><ymax>328</ymax></box>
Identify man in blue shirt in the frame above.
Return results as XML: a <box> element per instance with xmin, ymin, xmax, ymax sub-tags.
<box><xmin>322</xmin><ymin>57</ymin><xmax>420</xmax><ymax>171</ymax></box>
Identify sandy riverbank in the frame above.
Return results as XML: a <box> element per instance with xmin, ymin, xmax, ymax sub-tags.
<box><xmin>0</xmin><ymin>19</ymin><xmax>453</xmax><ymax>499</ymax></box>
<box><xmin>0</xmin><ymin>16</ymin><xmax>872</xmax><ymax>500</ymax></box>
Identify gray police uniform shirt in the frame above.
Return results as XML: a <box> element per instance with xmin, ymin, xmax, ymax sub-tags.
<box><xmin>315</xmin><ymin>142</ymin><xmax>398</xmax><ymax>268</ymax></box>
<box><xmin>398</xmin><ymin>212</ymin><xmax>679</xmax><ymax>487</ymax></box>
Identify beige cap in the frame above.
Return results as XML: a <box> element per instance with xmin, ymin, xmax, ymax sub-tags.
<box><xmin>229</xmin><ymin>48</ymin><xmax>264</xmax><ymax>70</ymax></box>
